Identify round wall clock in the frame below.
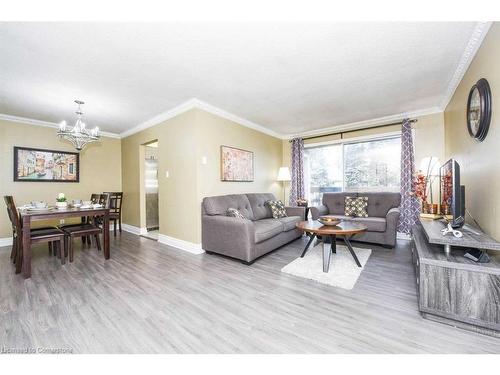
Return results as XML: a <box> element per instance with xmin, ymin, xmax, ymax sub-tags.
<box><xmin>466</xmin><ymin>78</ymin><xmax>492</xmax><ymax>142</ymax></box>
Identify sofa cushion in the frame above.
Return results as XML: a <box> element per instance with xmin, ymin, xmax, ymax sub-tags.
<box><xmin>266</xmin><ymin>200</ymin><xmax>287</xmax><ymax>219</ymax></box>
<box><xmin>203</xmin><ymin>194</ymin><xmax>254</xmax><ymax>219</ymax></box>
<box><xmin>362</xmin><ymin>192</ymin><xmax>401</xmax><ymax>217</ymax></box>
<box><xmin>344</xmin><ymin>196</ymin><xmax>368</xmax><ymax>217</ymax></box>
<box><xmin>254</xmin><ymin>219</ymin><xmax>284</xmax><ymax>243</ymax></box>
<box><xmin>352</xmin><ymin>217</ymin><xmax>387</xmax><ymax>232</ymax></box>
<box><xmin>278</xmin><ymin>216</ymin><xmax>302</xmax><ymax>231</ymax></box>
<box><xmin>322</xmin><ymin>192</ymin><xmax>356</xmax><ymax>215</ymax></box>
<box><xmin>246</xmin><ymin>193</ymin><xmax>276</xmax><ymax>220</ymax></box>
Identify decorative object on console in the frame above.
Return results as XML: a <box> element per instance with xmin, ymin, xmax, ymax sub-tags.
<box><xmin>14</xmin><ymin>146</ymin><xmax>79</xmax><ymax>182</ymax></box>
<box><xmin>467</xmin><ymin>78</ymin><xmax>492</xmax><ymax>142</ymax></box>
<box><xmin>464</xmin><ymin>249</ymin><xmax>490</xmax><ymax>263</ymax></box>
<box><xmin>57</xmin><ymin>100</ymin><xmax>100</xmax><ymax>150</ymax></box>
<box><xmin>266</xmin><ymin>200</ymin><xmax>288</xmax><ymax>219</ymax></box>
<box><xmin>277</xmin><ymin>167</ymin><xmax>291</xmax><ymax>202</ymax></box>
<box><xmin>220</xmin><ymin>145</ymin><xmax>254</xmax><ymax>182</ymax></box>
<box><xmin>344</xmin><ymin>196</ymin><xmax>368</xmax><ymax>218</ymax></box>
<box><xmin>226</xmin><ymin>208</ymin><xmax>246</xmax><ymax>219</ymax></box>
<box><xmin>440</xmin><ymin>222</ymin><xmax>463</xmax><ymax>238</ymax></box>
<box><xmin>416</xmin><ymin>156</ymin><xmax>441</xmax><ymax>218</ymax></box>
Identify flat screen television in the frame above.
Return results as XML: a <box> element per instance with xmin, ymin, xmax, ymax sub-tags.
<box><xmin>440</xmin><ymin>159</ymin><xmax>465</xmax><ymax>228</ymax></box>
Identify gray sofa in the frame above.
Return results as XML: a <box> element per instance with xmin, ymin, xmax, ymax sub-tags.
<box><xmin>202</xmin><ymin>193</ymin><xmax>305</xmax><ymax>263</ymax></box>
<box><xmin>310</xmin><ymin>192</ymin><xmax>401</xmax><ymax>248</ymax></box>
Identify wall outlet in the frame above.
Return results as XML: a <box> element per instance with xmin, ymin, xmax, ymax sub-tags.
<box><xmin>59</xmin><ymin>219</ymin><xmax>65</xmax><ymax>224</ymax></box>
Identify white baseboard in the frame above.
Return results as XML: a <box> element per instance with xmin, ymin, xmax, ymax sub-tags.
<box><xmin>0</xmin><ymin>237</ymin><xmax>13</xmax><ymax>247</ymax></box>
<box><xmin>157</xmin><ymin>234</ymin><xmax>204</xmax><ymax>255</ymax></box>
<box><xmin>121</xmin><ymin>223</ymin><xmax>148</xmax><ymax>235</ymax></box>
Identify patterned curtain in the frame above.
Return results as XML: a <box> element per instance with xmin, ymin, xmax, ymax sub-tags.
<box><xmin>398</xmin><ymin>119</ymin><xmax>420</xmax><ymax>234</ymax></box>
<box><xmin>289</xmin><ymin>138</ymin><xmax>305</xmax><ymax>206</ymax></box>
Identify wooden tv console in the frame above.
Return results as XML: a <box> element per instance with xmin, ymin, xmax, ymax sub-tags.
<box><xmin>411</xmin><ymin>219</ymin><xmax>500</xmax><ymax>337</ymax></box>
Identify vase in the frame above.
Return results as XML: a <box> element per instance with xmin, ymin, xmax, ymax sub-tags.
<box><xmin>56</xmin><ymin>201</ymin><xmax>68</xmax><ymax>209</ymax></box>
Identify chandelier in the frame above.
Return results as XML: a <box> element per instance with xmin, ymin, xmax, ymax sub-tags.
<box><xmin>57</xmin><ymin>100</ymin><xmax>100</xmax><ymax>150</ymax></box>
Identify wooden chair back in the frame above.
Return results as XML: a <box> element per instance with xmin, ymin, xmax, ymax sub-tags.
<box><xmin>91</xmin><ymin>193</ymin><xmax>110</xmax><ymax>208</ymax></box>
<box><xmin>3</xmin><ymin>196</ymin><xmax>22</xmax><ymax>238</ymax></box>
<box><xmin>104</xmin><ymin>192</ymin><xmax>123</xmax><ymax>215</ymax></box>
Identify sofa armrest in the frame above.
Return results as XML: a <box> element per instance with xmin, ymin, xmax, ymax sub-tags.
<box><xmin>386</xmin><ymin>207</ymin><xmax>400</xmax><ymax>220</ymax></box>
<box><xmin>285</xmin><ymin>206</ymin><xmax>306</xmax><ymax>220</ymax></box>
<box><xmin>310</xmin><ymin>205</ymin><xmax>329</xmax><ymax>220</ymax></box>
<box><xmin>384</xmin><ymin>207</ymin><xmax>401</xmax><ymax>246</ymax></box>
<box><xmin>201</xmin><ymin>215</ymin><xmax>255</xmax><ymax>261</ymax></box>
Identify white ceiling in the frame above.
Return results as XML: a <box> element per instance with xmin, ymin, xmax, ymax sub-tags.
<box><xmin>0</xmin><ymin>22</ymin><xmax>487</xmax><ymax>137</ymax></box>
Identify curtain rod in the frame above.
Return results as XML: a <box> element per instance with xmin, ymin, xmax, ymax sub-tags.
<box><xmin>289</xmin><ymin>118</ymin><xmax>418</xmax><ymax>142</ymax></box>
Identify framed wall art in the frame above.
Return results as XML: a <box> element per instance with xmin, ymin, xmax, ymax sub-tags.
<box><xmin>220</xmin><ymin>145</ymin><xmax>254</xmax><ymax>182</ymax></box>
<box><xmin>14</xmin><ymin>146</ymin><xmax>80</xmax><ymax>182</ymax></box>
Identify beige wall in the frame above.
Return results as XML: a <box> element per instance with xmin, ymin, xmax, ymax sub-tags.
<box><xmin>121</xmin><ymin>110</ymin><xmax>199</xmax><ymax>242</ymax></box>
<box><xmin>0</xmin><ymin>120</ymin><xmax>122</xmax><ymax>238</ymax></box>
<box><xmin>282</xmin><ymin>112</ymin><xmax>445</xmax><ymax>205</ymax></box>
<box><xmin>444</xmin><ymin>23</ymin><xmax>500</xmax><ymax>240</ymax></box>
<box><xmin>120</xmin><ymin>108</ymin><xmax>283</xmax><ymax>244</ymax></box>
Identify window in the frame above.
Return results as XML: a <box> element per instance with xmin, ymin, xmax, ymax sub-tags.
<box><xmin>304</xmin><ymin>135</ymin><xmax>401</xmax><ymax>206</ymax></box>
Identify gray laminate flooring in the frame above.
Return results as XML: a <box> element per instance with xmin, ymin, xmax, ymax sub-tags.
<box><xmin>1</xmin><ymin>233</ymin><xmax>499</xmax><ymax>353</ymax></box>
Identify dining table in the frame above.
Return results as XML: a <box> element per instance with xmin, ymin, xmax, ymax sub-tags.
<box><xmin>19</xmin><ymin>206</ymin><xmax>110</xmax><ymax>279</ymax></box>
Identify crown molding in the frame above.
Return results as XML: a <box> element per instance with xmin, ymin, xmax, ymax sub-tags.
<box><xmin>191</xmin><ymin>98</ymin><xmax>283</xmax><ymax>139</ymax></box>
<box><xmin>119</xmin><ymin>99</ymin><xmax>199</xmax><ymax>138</ymax></box>
<box><xmin>120</xmin><ymin>97</ymin><xmax>284</xmax><ymax>139</ymax></box>
<box><xmin>440</xmin><ymin>21</ymin><xmax>492</xmax><ymax>111</ymax></box>
<box><xmin>0</xmin><ymin>113</ymin><xmax>121</xmax><ymax>139</ymax></box>
<box><xmin>285</xmin><ymin>106</ymin><xmax>443</xmax><ymax>139</ymax></box>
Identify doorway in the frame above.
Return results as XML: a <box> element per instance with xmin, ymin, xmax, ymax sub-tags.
<box><xmin>143</xmin><ymin>141</ymin><xmax>159</xmax><ymax>240</ymax></box>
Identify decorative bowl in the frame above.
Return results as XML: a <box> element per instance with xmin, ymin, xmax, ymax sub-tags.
<box><xmin>318</xmin><ymin>216</ymin><xmax>341</xmax><ymax>226</ymax></box>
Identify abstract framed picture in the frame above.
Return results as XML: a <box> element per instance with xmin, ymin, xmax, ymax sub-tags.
<box><xmin>220</xmin><ymin>145</ymin><xmax>254</xmax><ymax>182</ymax></box>
<box><xmin>14</xmin><ymin>146</ymin><xmax>80</xmax><ymax>182</ymax></box>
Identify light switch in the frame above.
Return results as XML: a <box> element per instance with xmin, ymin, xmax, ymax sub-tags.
<box><xmin>165</xmin><ymin>171</ymin><xmax>170</xmax><ymax>178</ymax></box>
<box><xmin>201</xmin><ymin>156</ymin><xmax>207</xmax><ymax>165</ymax></box>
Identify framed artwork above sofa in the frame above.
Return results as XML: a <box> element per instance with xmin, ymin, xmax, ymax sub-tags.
<box><xmin>220</xmin><ymin>145</ymin><xmax>254</xmax><ymax>182</ymax></box>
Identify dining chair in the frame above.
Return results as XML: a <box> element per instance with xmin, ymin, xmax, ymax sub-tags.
<box><xmin>60</xmin><ymin>193</ymin><xmax>109</xmax><ymax>245</ymax></box>
<box><xmin>59</xmin><ymin>193</ymin><xmax>109</xmax><ymax>261</ymax></box>
<box><xmin>103</xmin><ymin>192</ymin><xmax>123</xmax><ymax>236</ymax></box>
<box><xmin>3</xmin><ymin>196</ymin><xmax>66</xmax><ymax>273</ymax></box>
<box><xmin>84</xmin><ymin>193</ymin><xmax>110</xmax><ymax>244</ymax></box>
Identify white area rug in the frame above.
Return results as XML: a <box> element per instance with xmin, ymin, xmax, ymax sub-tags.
<box><xmin>281</xmin><ymin>243</ymin><xmax>372</xmax><ymax>290</ymax></box>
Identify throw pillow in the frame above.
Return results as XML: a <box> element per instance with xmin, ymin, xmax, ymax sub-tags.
<box><xmin>344</xmin><ymin>196</ymin><xmax>368</xmax><ymax>218</ymax></box>
<box><xmin>266</xmin><ymin>200</ymin><xmax>287</xmax><ymax>219</ymax></box>
<box><xmin>226</xmin><ymin>208</ymin><xmax>246</xmax><ymax>219</ymax></box>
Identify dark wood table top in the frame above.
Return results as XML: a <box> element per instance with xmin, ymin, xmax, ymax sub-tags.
<box><xmin>296</xmin><ymin>220</ymin><xmax>367</xmax><ymax>235</ymax></box>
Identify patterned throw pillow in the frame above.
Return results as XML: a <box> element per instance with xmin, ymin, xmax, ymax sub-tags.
<box><xmin>226</xmin><ymin>208</ymin><xmax>246</xmax><ymax>219</ymax></box>
<box><xmin>344</xmin><ymin>196</ymin><xmax>368</xmax><ymax>218</ymax></box>
<box><xmin>266</xmin><ymin>200</ymin><xmax>287</xmax><ymax>219</ymax></box>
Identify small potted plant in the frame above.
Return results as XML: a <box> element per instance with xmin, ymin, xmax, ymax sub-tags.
<box><xmin>56</xmin><ymin>193</ymin><xmax>68</xmax><ymax>209</ymax></box>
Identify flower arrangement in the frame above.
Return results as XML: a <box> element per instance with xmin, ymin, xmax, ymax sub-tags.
<box><xmin>55</xmin><ymin>193</ymin><xmax>68</xmax><ymax>209</ymax></box>
<box><xmin>56</xmin><ymin>193</ymin><xmax>67</xmax><ymax>202</ymax></box>
<box><xmin>413</xmin><ymin>172</ymin><xmax>428</xmax><ymax>211</ymax></box>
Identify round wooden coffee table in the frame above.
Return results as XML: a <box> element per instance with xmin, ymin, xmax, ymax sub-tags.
<box><xmin>295</xmin><ymin>220</ymin><xmax>367</xmax><ymax>272</ymax></box>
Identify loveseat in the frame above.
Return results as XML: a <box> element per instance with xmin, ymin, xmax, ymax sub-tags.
<box><xmin>202</xmin><ymin>193</ymin><xmax>305</xmax><ymax>263</ymax></box>
<box><xmin>310</xmin><ymin>192</ymin><xmax>401</xmax><ymax>247</ymax></box>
